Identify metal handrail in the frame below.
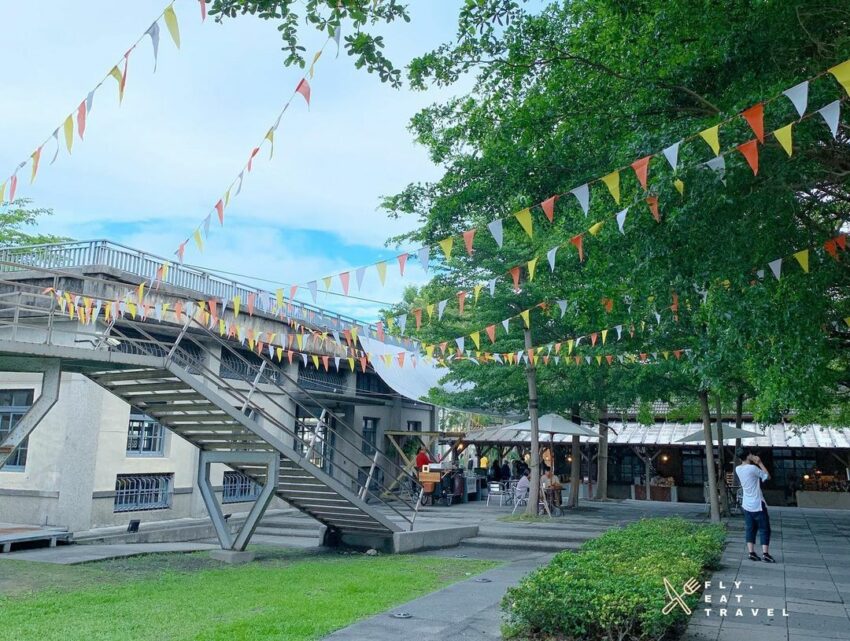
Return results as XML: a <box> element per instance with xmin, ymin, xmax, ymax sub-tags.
<box><xmin>0</xmin><ymin>269</ymin><xmax>420</xmax><ymax>524</ymax></box>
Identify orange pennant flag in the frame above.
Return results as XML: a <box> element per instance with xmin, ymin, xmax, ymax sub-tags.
<box><xmin>463</xmin><ymin>228</ymin><xmax>476</xmax><ymax>255</ymax></box>
<box><xmin>742</xmin><ymin>103</ymin><xmax>764</xmax><ymax>143</ymax></box>
<box><xmin>646</xmin><ymin>196</ymin><xmax>660</xmax><ymax>222</ymax></box>
<box><xmin>339</xmin><ymin>271</ymin><xmax>350</xmax><ymax>295</ymax></box>
<box><xmin>30</xmin><ymin>147</ymin><xmax>41</xmax><ymax>183</ymax></box>
<box><xmin>397</xmin><ymin>253</ymin><xmax>408</xmax><ymax>276</ymax></box>
<box><xmin>540</xmin><ymin>195</ymin><xmax>558</xmax><ymax>222</ymax></box>
<box><xmin>457</xmin><ymin>290</ymin><xmax>467</xmax><ymax>315</ymax></box>
<box><xmin>76</xmin><ymin>100</ymin><xmax>87</xmax><ymax>139</ymax></box>
<box><xmin>570</xmin><ymin>234</ymin><xmax>584</xmax><ymax>262</ymax></box>
<box><xmin>509</xmin><ymin>266</ymin><xmax>521</xmax><ymax>291</ymax></box>
<box><xmin>485</xmin><ymin>324</ymin><xmax>496</xmax><ymax>343</ymax></box>
<box><xmin>413</xmin><ymin>308</ymin><xmax>422</xmax><ymax>329</ymax></box>
<box><xmin>631</xmin><ymin>155</ymin><xmax>651</xmax><ymax>190</ymax></box>
<box><xmin>738</xmin><ymin>140</ymin><xmax>759</xmax><ymax>175</ymax></box>
<box><xmin>215</xmin><ymin>200</ymin><xmax>224</xmax><ymax>225</ymax></box>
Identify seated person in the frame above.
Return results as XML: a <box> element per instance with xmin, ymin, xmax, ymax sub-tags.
<box><xmin>516</xmin><ymin>468</ymin><xmax>531</xmax><ymax>499</ymax></box>
<box><xmin>542</xmin><ymin>470</ymin><xmax>562</xmax><ymax>506</ymax></box>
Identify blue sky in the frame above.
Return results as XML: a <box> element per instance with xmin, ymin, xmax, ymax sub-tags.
<box><xmin>2</xmin><ymin>0</ymin><xmax>471</xmax><ymax>321</ymax></box>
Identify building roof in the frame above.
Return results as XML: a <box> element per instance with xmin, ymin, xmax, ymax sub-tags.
<box><xmin>463</xmin><ymin>421</ymin><xmax>850</xmax><ymax>449</ymax></box>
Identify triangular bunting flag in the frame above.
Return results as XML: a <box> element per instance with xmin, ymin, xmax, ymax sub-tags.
<box><xmin>164</xmin><ymin>4</ymin><xmax>181</xmax><ymax>48</ymax></box>
<box><xmin>663</xmin><ymin>141</ymin><xmax>680</xmax><ymax>170</ymax></box>
<box><xmin>546</xmin><ymin>246</ymin><xmax>558</xmax><ymax>271</ymax></box>
<box><xmin>737</xmin><ymin>140</ymin><xmax>759</xmax><ymax>175</ymax></box>
<box><xmin>557</xmin><ymin>300</ymin><xmax>567</xmax><ymax>317</ymax></box>
<box><xmin>339</xmin><ymin>272</ymin><xmax>350</xmax><ymax>295</ymax></box>
<box><xmin>470</xmin><ymin>331</ymin><xmax>480</xmax><ymax>349</ymax></box>
<box><xmin>793</xmin><ymin>249</ymin><xmax>809</xmax><ymax>273</ymax></box>
<box><xmin>397</xmin><ymin>253</ymin><xmax>408</xmax><ymax>276</ymax></box>
<box><xmin>375</xmin><ymin>261</ymin><xmax>387</xmax><ymax>286</ymax></box>
<box><xmin>818</xmin><ymin>100</ymin><xmax>840</xmax><ymax>139</ymax></box>
<box><xmin>540</xmin><ymin>195</ymin><xmax>558</xmax><ymax>222</ymax></box>
<box><xmin>463</xmin><ymin>228</ymin><xmax>476</xmax><ymax>255</ymax></box>
<box><xmin>742</xmin><ymin>103</ymin><xmax>764</xmax><ymax>143</ymax></box>
<box><xmin>601</xmin><ymin>170</ymin><xmax>620</xmax><ymax>204</ymax></box>
<box><xmin>439</xmin><ymin>237</ymin><xmax>454</xmax><ymax>259</ymax></box>
<box><xmin>570</xmin><ymin>234</ymin><xmax>584</xmax><ymax>262</ymax></box>
<box><xmin>570</xmin><ymin>184</ymin><xmax>590</xmax><ymax>215</ymax></box>
<box><xmin>527</xmin><ymin>257</ymin><xmax>538</xmax><ymax>281</ymax></box>
<box><xmin>509</xmin><ymin>266</ymin><xmax>521</xmax><ymax>291</ymax></box>
<box><xmin>674</xmin><ymin>178</ymin><xmax>685</xmax><ymax>196</ymax></box>
<box><xmin>295</xmin><ymin>78</ymin><xmax>311</xmax><ymax>106</ymax></box>
<box><xmin>487</xmin><ymin>219</ymin><xmax>503</xmax><ymax>248</ymax></box>
<box><xmin>774</xmin><ymin>123</ymin><xmax>793</xmax><ymax>157</ymax></box>
<box><xmin>437</xmin><ymin>299</ymin><xmax>448</xmax><ymax>320</ymax></box>
<box><xmin>768</xmin><ymin>258</ymin><xmax>782</xmax><ymax>280</ymax></box>
<box><xmin>616</xmin><ymin>207</ymin><xmax>628</xmax><ymax>233</ymax></box>
<box><xmin>417</xmin><ymin>247</ymin><xmax>429</xmax><ymax>272</ymax></box>
<box><xmin>514</xmin><ymin>208</ymin><xmax>533</xmax><ymax>238</ymax></box>
<box><xmin>783</xmin><ymin>81</ymin><xmax>808</xmax><ymax>118</ymax></box>
<box><xmin>631</xmin><ymin>156</ymin><xmax>651</xmax><ymax>190</ymax></box>
<box><xmin>520</xmin><ymin>309</ymin><xmax>530</xmax><ymax>328</ymax></box>
<box><xmin>699</xmin><ymin>125</ymin><xmax>720</xmax><ymax>156</ymax></box>
<box><xmin>588</xmin><ymin>221</ymin><xmax>604</xmax><ymax>236</ymax></box>
<box><xmin>485</xmin><ymin>325</ymin><xmax>496</xmax><ymax>343</ymax></box>
<box><xmin>828</xmin><ymin>59</ymin><xmax>850</xmax><ymax>97</ymax></box>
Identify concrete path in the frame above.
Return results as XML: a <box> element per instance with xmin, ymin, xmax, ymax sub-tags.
<box><xmin>683</xmin><ymin>506</ymin><xmax>850</xmax><ymax>641</ymax></box>
<box><xmin>0</xmin><ymin>541</ymin><xmax>217</xmax><ymax>564</ymax></box>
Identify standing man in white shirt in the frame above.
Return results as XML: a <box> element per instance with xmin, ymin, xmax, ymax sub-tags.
<box><xmin>735</xmin><ymin>450</ymin><xmax>776</xmax><ymax>563</ymax></box>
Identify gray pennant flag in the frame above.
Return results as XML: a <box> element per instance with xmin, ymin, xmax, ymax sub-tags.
<box><xmin>85</xmin><ymin>89</ymin><xmax>95</xmax><ymax>114</ymax></box>
<box><xmin>203</xmin><ymin>214</ymin><xmax>211</xmax><ymax>237</ymax></box>
<box><xmin>768</xmin><ymin>258</ymin><xmax>782</xmax><ymax>280</ymax></box>
<box><xmin>570</xmin><ymin>184</ymin><xmax>590</xmax><ymax>215</ymax></box>
<box><xmin>557</xmin><ymin>300</ymin><xmax>567</xmax><ymax>317</ymax></box>
<box><xmin>437</xmin><ymin>299</ymin><xmax>448</xmax><ymax>320</ymax></box>
<box><xmin>783</xmin><ymin>81</ymin><xmax>808</xmax><ymax>118</ymax></box>
<box><xmin>146</xmin><ymin>21</ymin><xmax>160</xmax><ymax>71</ymax></box>
<box><xmin>546</xmin><ymin>246</ymin><xmax>558</xmax><ymax>271</ymax></box>
<box><xmin>662</xmin><ymin>141</ymin><xmax>680</xmax><ymax>170</ymax></box>
<box><xmin>455</xmin><ymin>337</ymin><xmax>465</xmax><ymax>352</ymax></box>
<box><xmin>307</xmin><ymin>281</ymin><xmax>318</xmax><ymax>303</ymax></box>
<box><xmin>488</xmin><ymin>278</ymin><xmax>497</xmax><ymax>296</ymax></box>
<box><xmin>616</xmin><ymin>325</ymin><xmax>622</xmax><ymax>340</ymax></box>
<box><xmin>501</xmin><ymin>318</ymin><xmax>510</xmax><ymax>334</ymax></box>
<box><xmin>50</xmin><ymin>129</ymin><xmax>60</xmax><ymax>165</ymax></box>
<box><xmin>818</xmin><ymin>100</ymin><xmax>841</xmax><ymax>139</ymax></box>
<box><xmin>487</xmin><ymin>219</ymin><xmax>504</xmax><ymax>248</ymax></box>
<box><xmin>705</xmin><ymin>156</ymin><xmax>726</xmax><ymax>185</ymax></box>
<box><xmin>355</xmin><ymin>266</ymin><xmax>366</xmax><ymax>290</ymax></box>
<box><xmin>417</xmin><ymin>247</ymin><xmax>429</xmax><ymax>272</ymax></box>
<box><xmin>396</xmin><ymin>314</ymin><xmax>407</xmax><ymax>335</ymax></box>
<box><xmin>235</xmin><ymin>171</ymin><xmax>244</xmax><ymax>196</ymax></box>
<box><xmin>616</xmin><ymin>207</ymin><xmax>628</xmax><ymax>234</ymax></box>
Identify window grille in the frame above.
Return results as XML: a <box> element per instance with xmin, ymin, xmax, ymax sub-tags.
<box><xmin>126</xmin><ymin>414</ymin><xmax>165</xmax><ymax>456</ymax></box>
<box><xmin>220</xmin><ymin>349</ymin><xmax>279</xmax><ymax>384</ymax></box>
<box><xmin>222</xmin><ymin>471</ymin><xmax>262</xmax><ymax>503</ymax></box>
<box><xmin>362</xmin><ymin>417</ymin><xmax>379</xmax><ymax>455</ymax></box>
<box><xmin>297</xmin><ymin>363</ymin><xmax>346</xmax><ymax>393</ymax></box>
<box><xmin>0</xmin><ymin>389</ymin><xmax>34</xmax><ymax>471</ymax></box>
<box><xmin>682</xmin><ymin>448</ymin><xmax>708</xmax><ymax>486</ymax></box>
<box><xmin>113</xmin><ymin>474</ymin><xmax>173</xmax><ymax>512</ymax></box>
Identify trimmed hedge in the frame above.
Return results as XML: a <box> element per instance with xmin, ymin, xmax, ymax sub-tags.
<box><xmin>501</xmin><ymin>517</ymin><xmax>726</xmax><ymax>640</ymax></box>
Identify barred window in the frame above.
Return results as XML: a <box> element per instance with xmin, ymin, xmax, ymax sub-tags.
<box><xmin>362</xmin><ymin>417</ymin><xmax>379</xmax><ymax>455</ymax></box>
<box><xmin>114</xmin><ymin>474</ymin><xmax>173</xmax><ymax>512</ymax></box>
<box><xmin>126</xmin><ymin>414</ymin><xmax>165</xmax><ymax>456</ymax></box>
<box><xmin>222</xmin><ymin>471</ymin><xmax>262</xmax><ymax>503</ymax></box>
<box><xmin>0</xmin><ymin>389</ymin><xmax>34</xmax><ymax>471</ymax></box>
<box><xmin>682</xmin><ymin>449</ymin><xmax>708</xmax><ymax>486</ymax></box>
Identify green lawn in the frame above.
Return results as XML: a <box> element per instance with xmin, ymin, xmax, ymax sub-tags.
<box><xmin>0</xmin><ymin>547</ymin><xmax>496</xmax><ymax>641</ymax></box>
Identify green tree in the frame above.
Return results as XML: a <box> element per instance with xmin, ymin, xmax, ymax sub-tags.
<box><xmin>0</xmin><ymin>199</ymin><xmax>63</xmax><ymax>246</ymax></box>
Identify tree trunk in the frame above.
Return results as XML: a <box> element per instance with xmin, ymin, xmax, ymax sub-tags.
<box><xmin>734</xmin><ymin>393</ymin><xmax>744</xmax><ymax>465</ymax></box>
<box><xmin>698</xmin><ymin>390</ymin><xmax>721</xmax><ymax>523</ymax></box>
<box><xmin>594</xmin><ymin>405</ymin><xmax>609</xmax><ymax>500</ymax></box>
<box><xmin>715</xmin><ymin>394</ymin><xmax>728</xmax><ymax>516</ymax></box>
<box><xmin>568</xmin><ymin>406</ymin><xmax>581</xmax><ymax>508</ymax></box>
<box><xmin>524</xmin><ymin>329</ymin><xmax>541</xmax><ymax>515</ymax></box>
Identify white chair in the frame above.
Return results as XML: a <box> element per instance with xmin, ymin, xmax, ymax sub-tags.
<box><xmin>486</xmin><ymin>482</ymin><xmax>509</xmax><ymax>506</ymax></box>
<box><xmin>512</xmin><ymin>486</ymin><xmax>530</xmax><ymax>514</ymax></box>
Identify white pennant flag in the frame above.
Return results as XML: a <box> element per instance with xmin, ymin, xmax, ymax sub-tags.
<box><xmin>654</xmin><ymin>311</ymin><xmax>662</xmax><ymax>324</ymax></box>
<box><xmin>488</xmin><ymin>278</ymin><xmax>497</xmax><ymax>296</ymax></box>
<box><xmin>307</xmin><ymin>281</ymin><xmax>318</xmax><ymax>303</ymax></box>
<box><xmin>768</xmin><ymin>258</ymin><xmax>782</xmax><ymax>280</ymax></box>
<box><xmin>154</xmin><ymin>303</ymin><xmax>163</xmax><ymax>322</ymax></box>
<box><xmin>396</xmin><ymin>314</ymin><xmax>407</xmax><ymax>335</ymax></box>
<box><xmin>585</xmin><ymin>356</ymin><xmax>592</xmax><ymax>364</ymax></box>
<box><xmin>557</xmin><ymin>300</ymin><xmax>567</xmax><ymax>317</ymax></box>
<box><xmin>50</xmin><ymin>129</ymin><xmax>60</xmax><ymax>165</ymax></box>
<box><xmin>487</xmin><ymin>219</ymin><xmax>504</xmax><ymax>248</ymax></box>
<box><xmin>146</xmin><ymin>21</ymin><xmax>160</xmax><ymax>71</ymax></box>
<box><xmin>501</xmin><ymin>318</ymin><xmax>510</xmax><ymax>334</ymax></box>
<box><xmin>662</xmin><ymin>141</ymin><xmax>680</xmax><ymax>170</ymax></box>
<box><xmin>493</xmin><ymin>353</ymin><xmax>503</xmax><ymax>364</ymax></box>
<box><xmin>437</xmin><ymin>299</ymin><xmax>448</xmax><ymax>320</ymax></box>
<box><xmin>705</xmin><ymin>156</ymin><xmax>726</xmax><ymax>184</ymax></box>
<box><xmin>355</xmin><ymin>266</ymin><xmax>367</xmax><ymax>290</ymax></box>
<box><xmin>554</xmin><ymin>356</ymin><xmax>560</xmax><ymax>365</ymax></box>
<box><xmin>546</xmin><ymin>246</ymin><xmax>558</xmax><ymax>271</ymax></box>
<box><xmin>417</xmin><ymin>247</ymin><xmax>429</xmax><ymax>272</ymax></box>
<box><xmin>570</xmin><ymin>184</ymin><xmax>590</xmax><ymax>215</ymax></box>
<box><xmin>615</xmin><ymin>325</ymin><xmax>622</xmax><ymax>340</ymax></box>
<box><xmin>756</xmin><ymin>269</ymin><xmax>765</xmax><ymax>280</ymax></box>
<box><xmin>235</xmin><ymin>170</ymin><xmax>244</xmax><ymax>196</ymax></box>
<box><xmin>301</xmin><ymin>353</ymin><xmax>308</xmax><ymax>366</ymax></box>
<box><xmin>783</xmin><ymin>81</ymin><xmax>808</xmax><ymax>118</ymax></box>
<box><xmin>85</xmin><ymin>89</ymin><xmax>95</xmax><ymax>114</ymax></box>
<box><xmin>818</xmin><ymin>100</ymin><xmax>841</xmax><ymax>139</ymax></box>
<box><xmin>455</xmin><ymin>337</ymin><xmax>465</xmax><ymax>352</ymax></box>
<box><xmin>616</xmin><ymin>207</ymin><xmax>628</xmax><ymax>234</ymax></box>
<box><xmin>334</xmin><ymin>356</ymin><xmax>341</xmax><ymax>370</ymax></box>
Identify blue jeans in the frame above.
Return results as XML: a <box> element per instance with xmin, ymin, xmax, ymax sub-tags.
<box><xmin>744</xmin><ymin>502</ymin><xmax>771</xmax><ymax>546</ymax></box>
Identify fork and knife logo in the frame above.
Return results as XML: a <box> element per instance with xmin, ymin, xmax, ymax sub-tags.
<box><xmin>662</xmin><ymin>577</ymin><xmax>701</xmax><ymax>615</ymax></box>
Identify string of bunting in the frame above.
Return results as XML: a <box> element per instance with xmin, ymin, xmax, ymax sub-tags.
<box><xmin>285</xmin><ymin>57</ymin><xmax>850</xmax><ymax>318</ymax></box>
<box><xmin>1</xmin><ymin>0</ymin><xmax>205</xmax><ymax>203</ymax></box>
<box><xmin>171</xmin><ymin>31</ymin><xmax>342</xmax><ymax>263</ymax></box>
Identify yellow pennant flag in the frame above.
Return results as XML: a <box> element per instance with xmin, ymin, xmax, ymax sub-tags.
<box><xmin>164</xmin><ymin>4</ymin><xmax>181</xmax><ymax>48</ymax></box>
<box><xmin>276</xmin><ymin>288</ymin><xmax>284</xmax><ymax>309</ymax></box>
<box><xmin>527</xmin><ymin>257</ymin><xmax>538</xmax><ymax>281</ymax></box>
<box><xmin>774</xmin><ymin>123</ymin><xmax>793</xmax><ymax>157</ymax></box>
<box><xmin>137</xmin><ymin>282</ymin><xmax>145</xmax><ymax>302</ymax></box>
<box><xmin>439</xmin><ymin>237</ymin><xmax>454</xmax><ymax>260</ymax></box>
<box><xmin>309</xmin><ymin>50</ymin><xmax>322</xmax><ymax>78</ymax></box>
<box><xmin>473</xmin><ymin>284</ymin><xmax>483</xmax><ymax>303</ymax></box>
<box><xmin>470</xmin><ymin>331</ymin><xmax>480</xmax><ymax>349</ymax></box>
<box><xmin>322</xmin><ymin>275</ymin><xmax>332</xmax><ymax>291</ymax></box>
<box><xmin>426</xmin><ymin>344</ymin><xmax>435</xmax><ymax>358</ymax></box>
<box><xmin>387</xmin><ymin>316</ymin><xmax>395</xmax><ymax>331</ymax></box>
<box><xmin>193</xmin><ymin>229</ymin><xmax>203</xmax><ymax>251</ymax></box>
<box><xmin>296</xmin><ymin>333</ymin><xmax>304</xmax><ymax>349</ymax></box>
<box><xmin>426</xmin><ymin>303</ymin><xmax>435</xmax><ymax>320</ymax></box>
<box><xmin>829</xmin><ymin>59</ymin><xmax>850</xmax><ymax>96</ymax></box>
<box><xmin>276</xmin><ymin>347</ymin><xmax>283</xmax><ymax>361</ymax></box>
<box><xmin>348</xmin><ymin>357</ymin><xmax>355</xmax><ymax>371</ymax></box>
<box><xmin>219</xmin><ymin>319</ymin><xmax>226</xmax><ymax>335</ymax></box>
<box><xmin>233</xmin><ymin>295</ymin><xmax>241</xmax><ymax>317</ymax></box>
<box><xmin>514</xmin><ymin>208</ymin><xmax>533</xmax><ymax>238</ymax></box>
<box><xmin>265</xmin><ymin>128</ymin><xmax>275</xmax><ymax>159</ymax></box>
<box><xmin>109</xmin><ymin>66</ymin><xmax>124</xmax><ymax>103</ymax></box>
<box><xmin>0</xmin><ymin>181</ymin><xmax>5</xmax><ymax>202</ymax></box>
<box><xmin>567</xmin><ymin>339</ymin><xmax>574</xmax><ymax>355</ymax></box>
<box><xmin>601</xmin><ymin>329</ymin><xmax>608</xmax><ymax>344</ymax></box>
<box><xmin>793</xmin><ymin>249</ymin><xmax>809</xmax><ymax>273</ymax></box>
<box><xmin>674</xmin><ymin>178</ymin><xmax>685</xmax><ymax>196</ymax></box>
<box><xmin>596</xmin><ymin>355</ymin><xmax>602</xmax><ymax>366</ymax></box>
<box><xmin>224</xmin><ymin>187</ymin><xmax>231</xmax><ymax>208</ymax></box>
<box><xmin>30</xmin><ymin>148</ymin><xmax>41</xmax><ymax>183</ymax></box>
<box><xmin>588</xmin><ymin>221</ymin><xmax>604</xmax><ymax>236</ymax></box>
<box><xmin>520</xmin><ymin>309</ymin><xmax>531</xmax><ymax>328</ymax></box>
<box><xmin>312</xmin><ymin>355</ymin><xmax>320</xmax><ymax>369</ymax></box>
<box><xmin>601</xmin><ymin>170</ymin><xmax>620</xmax><ymax>204</ymax></box>
<box><xmin>699</xmin><ymin>125</ymin><xmax>720</xmax><ymax>156</ymax></box>
<box><xmin>63</xmin><ymin>115</ymin><xmax>74</xmax><ymax>153</ymax></box>
<box><xmin>376</xmin><ymin>261</ymin><xmax>387</xmax><ymax>285</ymax></box>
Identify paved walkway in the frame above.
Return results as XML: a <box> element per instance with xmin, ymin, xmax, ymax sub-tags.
<box><xmin>684</xmin><ymin>506</ymin><xmax>850</xmax><ymax>641</ymax></box>
<box><xmin>0</xmin><ymin>542</ymin><xmax>217</xmax><ymax>564</ymax></box>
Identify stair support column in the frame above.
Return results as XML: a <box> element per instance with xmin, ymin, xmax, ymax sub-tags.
<box><xmin>0</xmin><ymin>359</ymin><xmax>61</xmax><ymax>468</ymax></box>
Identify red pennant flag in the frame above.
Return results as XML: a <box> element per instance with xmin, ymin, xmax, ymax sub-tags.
<box><xmin>77</xmin><ymin>100</ymin><xmax>87</xmax><ymax>139</ymax></box>
<box><xmin>397</xmin><ymin>253</ymin><xmax>408</xmax><ymax>276</ymax></box>
<box><xmin>286</xmin><ymin>350</ymin><xmax>293</xmax><ymax>364</ymax></box>
<box><xmin>359</xmin><ymin>356</ymin><xmax>367</xmax><ymax>372</ymax></box>
<box><xmin>339</xmin><ymin>271</ymin><xmax>350</xmax><ymax>295</ymax></box>
<box><xmin>439</xmin><ymin>341</ymin><xmax>448</xmax><ymax>354</ymax></box>
<box><xmin>738</xmin><ymin>140</ymin><xmax>759</xmax><ymax>175</ymax></box>
<box><xmin>176</xmin><ymin>242</ymin><xmax>186</xmax><ymax>263</ymax></box>
<box><xmin>671</xmin><ymin>292</ymin><xmax>679</xmax><ymax>312</ymax></box>
<box><xmin>646</xmin><ymin>195</ymin><xmax>660</xmax><ymax>222</ymax></box>
<box><xmin>742</xmin><ymin>103</ymin><xmax>764</xmax><ymax>143</ymax></box>
<box><xmin>397</xmin><ymin>352</ymin><xmax>405</xmax><ymax>367</ymax></box>
<box><xmin>836</xmin><ymin>234</ymin><xmax>847</xmax><ymax>251</ymax></box>
<box><xmin>824</xmin><ymin>239</ymin><xmax>838</xmax><ymax>259</ymax></box>
<box><xmin>601</xmin><ymin>297</ymin><xmax>613</xmax><ymax>313</ymax></box>
<box><xmin>343</xmin><ymin>328</ymin><xmax>352</xmax><ymax>345</ymax></box>
<box><xmin>463</xmin><ymin>228</ymin><xmax>476</xmax><ymax>255</ymax></box>
<box><xmin>554</xmin><ymin>342</ymin><xmax>561</xmax><ymax>354</ymax></box>
<box><xmin>247</xmin><ymin>147</ymin><xmax>260</xmax><ymax>172</ymax></box>
<box><xmin>510</xmin><ymin>266</ymin><xmax>521</xmax><ymax>291</ymax></box>
<box><xmin>208</xmin><ymin>298</ymin><xmax>218</xmax><ymax>321</ymax></box>
<box><xmin>631</xmin><ymin>155</ymin><xmax>651</xmax><ymax>190</ymax></box>
<box><xmin>674</xmin><ymin>349</ymin><xmax>683</xmax><ymax>360</ymax></box>
<box><xmin>199</xmin><ymin>0</ymin><xmax>207</xmax><ymax>21</ymax></box>
<box><xmin>606</xmin><ymin>355</ymin><xmax>613</xmax><ymax>365</ymax></box>
<box><xmin>543</xmin><ymin>355</ymin><xmax>550</xmax><ymax>365</ymax></box>
<box><xmin>590</xmin><ymin>332</ymin><xmax>598</xmax><ymax>346</ymax></box>
<box><xmin>413</xmin><ymin>308</ymin><xmax>422</xmax><ymax>329</ymax></box>
<box><xmin>9</xmin><ymin>174</ymin><xmax>17</xmax><ymax>202</ymax></box>
<box><xmin>322</xmin><ymin>355</ymin><xmax>330</xmax><ymax>371</ymax></box>
<box><xmin>540</xmin><ymin>195</ymin><xmax>558</xmax><ymax>222</ymax></box>
<box><xmin>457</xmin><ymin>290</ymin><xmax>467</xmax><ymax>315</ymax></box>
<box><xmin>296</xmin><ymin>78</ymin><xmax>311</xmax><ymax>106</ymax></box>
<box><xmin>247</xmin><ymin>292</ymin><xmax>256</xmax><ymax>316</ymax></box>
<box><xmin>174</xmin><ymin>300</ymin><xmax>183</xmax><ymax>320</ymax></box>
<box><xmin>570</xmin><ymin>234</ymin><xmax>584</xmax><ymax>262</ymax></box>
<box><xmin>257</xmin><ymin>340</ymin><xmax>265</xmax><ymax>355</ymax></box>
<box><xmin>575</xmin><ymin>356</ymin><xmax>581</xmax><ymax>365</ymax></box>
<box><xmin>376</xmin><ymin>321</ymin><xmax>384</xmax><ymax>342</ymax></box>
<box><xmin>215</xmin><ymin>200</ymin><xmax>224</xmax><ymax>224</ymax></box>
<box><xmin>485</xmin><ymin>324</ymin><xmax>496</xmax><ymax>343</ymax></box>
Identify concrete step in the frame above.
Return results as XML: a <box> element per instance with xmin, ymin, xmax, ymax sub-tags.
<box><xmin>477</xmin><ymin>525</ymin><xmax>600</xmax><ymax>542</ymax></box>
<box><xmin>248</xmin><ymin>533</ymin><xmax>321</xmax><ymax>549</ymax></box>
<box><xmin>461</xmin><ymin>536</ymin><xmax>581</xmax><ymax>553</ymax></box>
<box><xmin>253</xmin><ymin>524</ymin><xmax>322</xmax><ymax>536</ymax></box>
